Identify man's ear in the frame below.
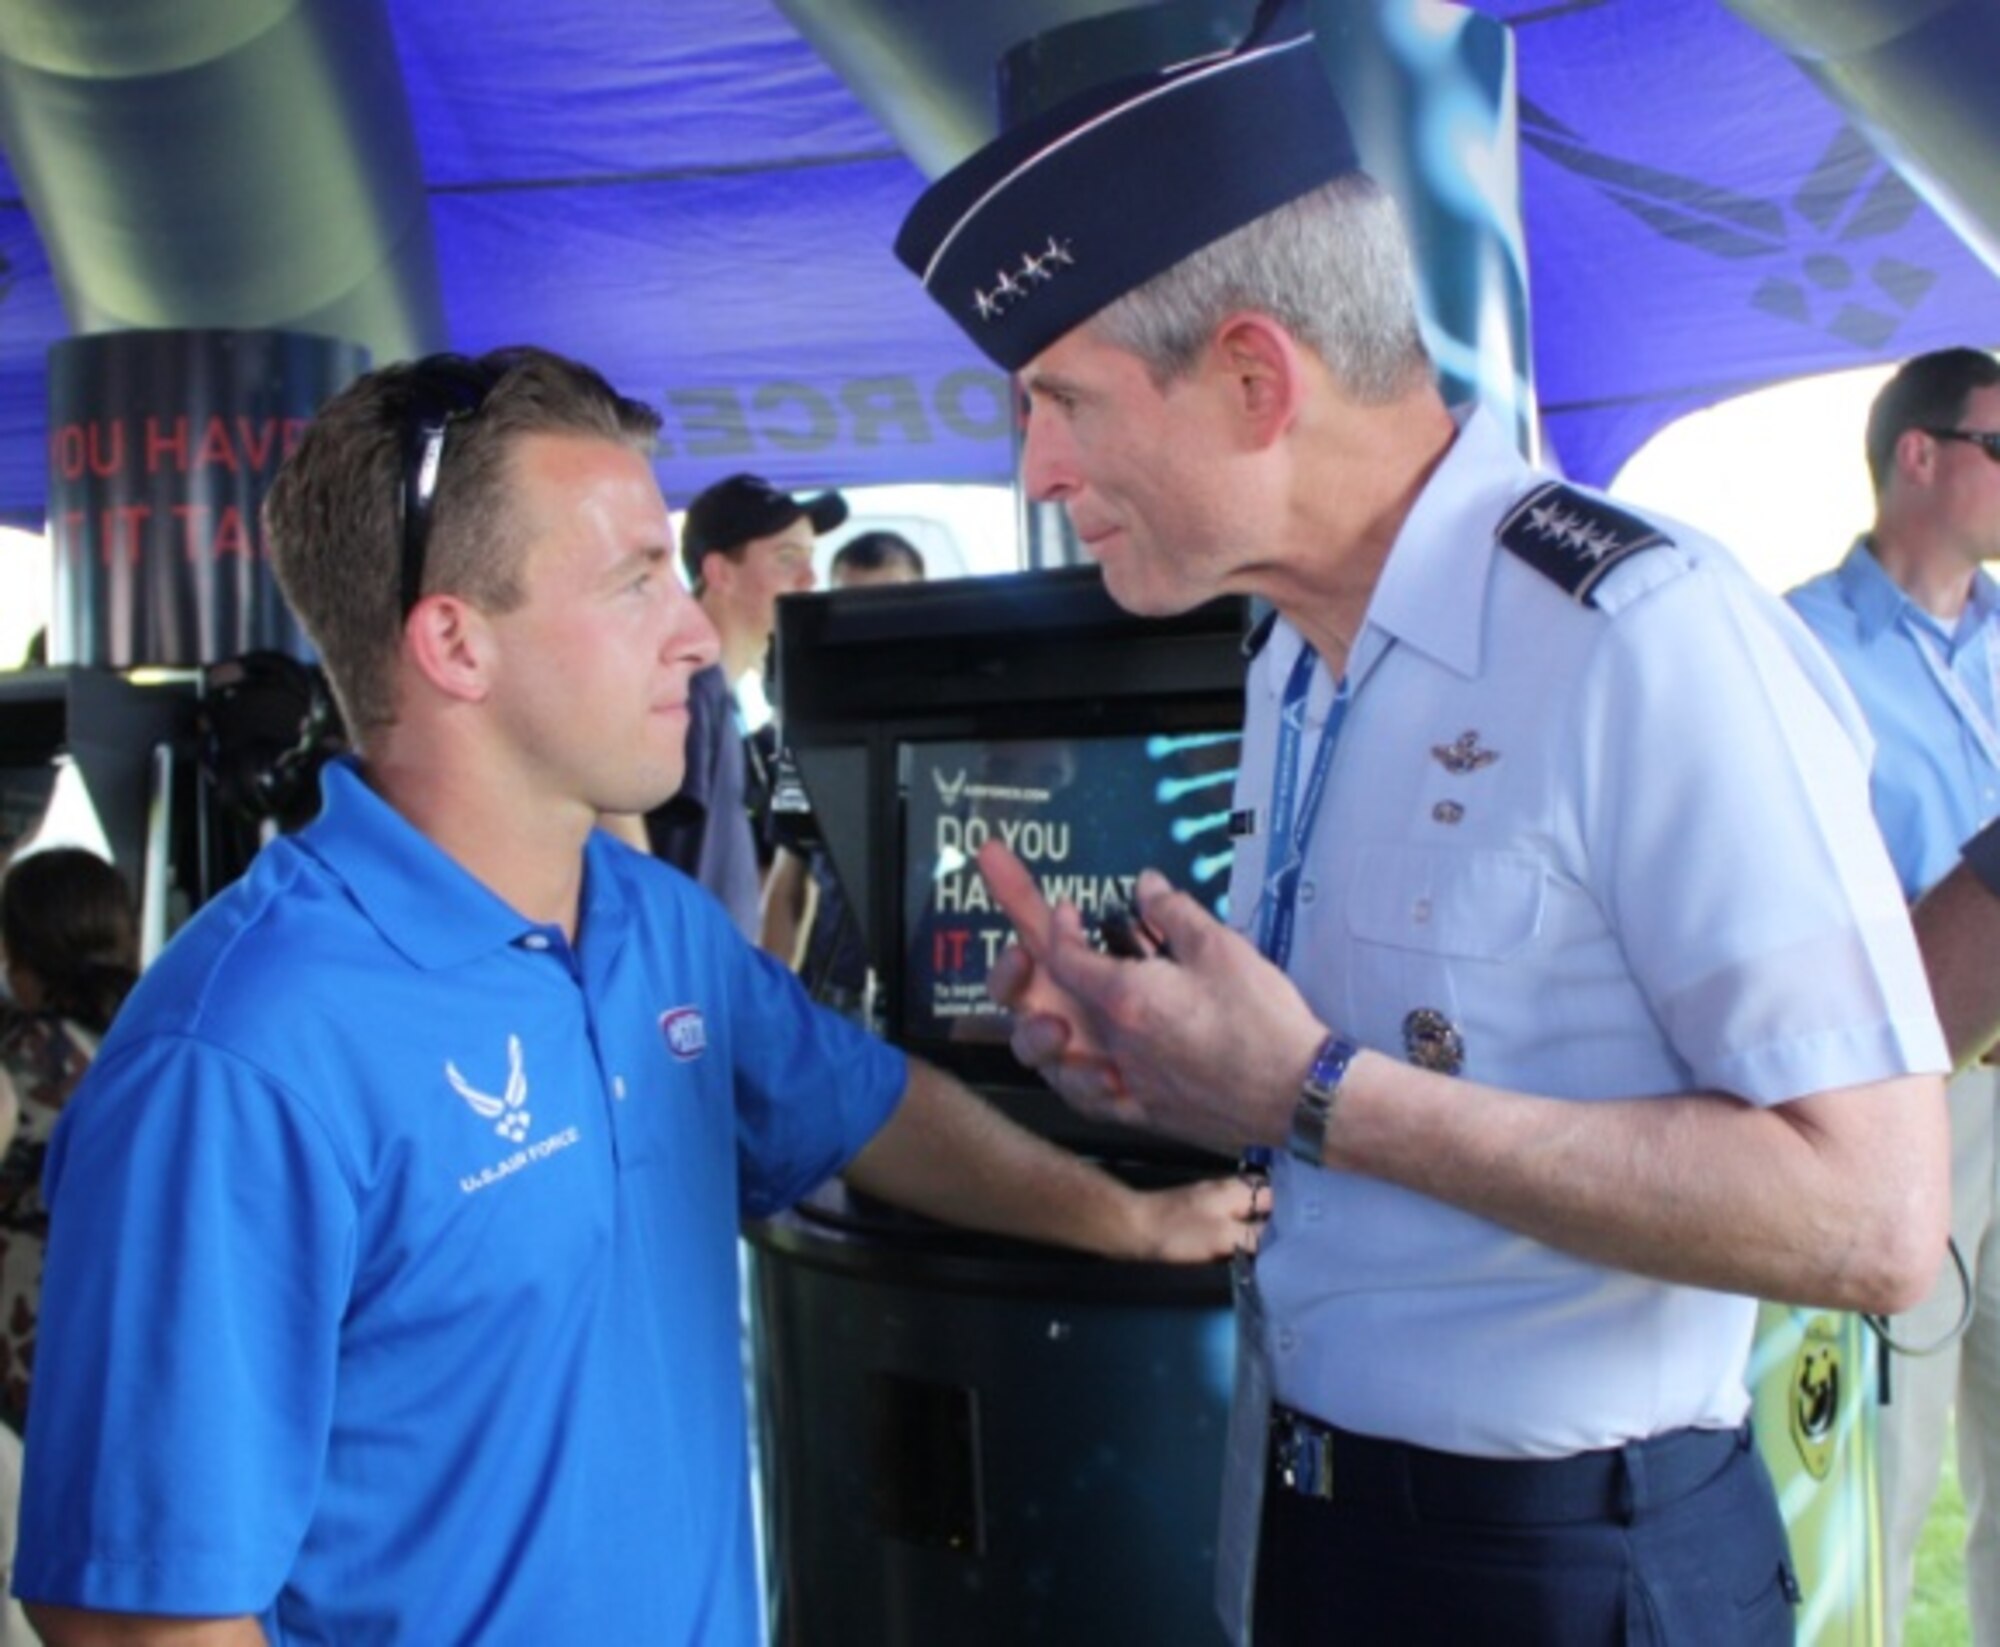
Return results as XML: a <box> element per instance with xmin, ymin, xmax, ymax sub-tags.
<box><xmin>404</xmin><ymin>594</ymin><xmax>495</xmax><ymax>704</ymax></box>
<box><xmin>1895</xmin><ymin>425</ymin><xmax>1940</xmax><ymax>489</ymax></box>
<box><xmin>699</xmin><ymin>546</ymin><xmax>735</xmax><ymax>596</ymax></box>
<box><xmin>1211</xmin><ymin>313</ymin><xmax>1301</xmax><ymax>449</ymax></box>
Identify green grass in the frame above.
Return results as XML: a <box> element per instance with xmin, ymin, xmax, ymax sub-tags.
<box><xmin>1906</xmin><ymin>1435</ymin><xmax>1970</xmax><ymax>1647</ymax></box>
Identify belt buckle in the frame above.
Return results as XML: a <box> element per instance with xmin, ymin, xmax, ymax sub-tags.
<box><xmin>1276</xmin><ymin>1413</ymin><xmax>1335</xmax><ymax>1502</ymax></box>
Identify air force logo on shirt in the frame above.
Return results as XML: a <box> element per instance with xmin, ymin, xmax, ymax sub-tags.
<box><xmin>447</xmin><ymin>1033</ymin><xmax>532</xmax><ymax>1141</ymax></box>
<box><xmin>660</xmin><ymin>1006</ymin><xmax>708</xmax><ymax>1061</ymax></box>
<box><xmin>449</xmin><ymin>1035</ymin><xmax>584</xmax><ymax>1196</ymax></box>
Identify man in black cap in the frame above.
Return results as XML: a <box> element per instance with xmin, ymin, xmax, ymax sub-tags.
<box><xmin>634</xmin><ymin>473</ymin><xmax>845</xmax><ymax>941</ymax></box>
<box><xmin>897</xmin><ymin>4</ymin><xmax>1949</xmax><ymax>1641</ymax></box>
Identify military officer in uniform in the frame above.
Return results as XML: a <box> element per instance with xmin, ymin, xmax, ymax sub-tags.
<box><xmin>894</xmin><ymin>4</ymin><xmax>1950</xmax><ymax>1641</ymax></box>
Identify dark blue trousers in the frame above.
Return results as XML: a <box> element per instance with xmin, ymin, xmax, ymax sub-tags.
<box><xmin>1251</xmin><ymin>1416</ymin><xmax>1798</xmax><ymax>1645</ymax></box>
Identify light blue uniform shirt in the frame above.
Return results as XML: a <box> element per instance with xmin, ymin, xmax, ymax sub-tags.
<box><xmin>18</xmin><ymin>758</ymin><xmax>906</xmax><ymax>1645</ymax></box>
<box><xmin>1231</xmin><ymin>409</ymin><xmax>1943</xmax><ymax>1459</ymax></box>
<box><xmin>1788</xmin><ymin>541</ymin><xmax>2000</xmax><ymax>899</ymax></box>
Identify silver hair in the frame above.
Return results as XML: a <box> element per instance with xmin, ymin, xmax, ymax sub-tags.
<box><xmin>1089</xmin><ymin>174</ymin><xmax>1432</xmax><ymax>402</ymax></box>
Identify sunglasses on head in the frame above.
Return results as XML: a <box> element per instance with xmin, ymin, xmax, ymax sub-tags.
<box><xmin>397</xmin><ymin>355</ymin><xmax>508</xmax><ymax>618</ymax></box>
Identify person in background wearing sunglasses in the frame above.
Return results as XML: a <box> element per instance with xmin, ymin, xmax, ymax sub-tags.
<box><xmin>11</xmin><ymin>347</ymin><xmax>1260</xmax><ymax>1647</ymax></box>
<box><xmin>1788</xmin><ymin>346</ymin><xmax>2000</xmax><ymax>1647</ymax></box>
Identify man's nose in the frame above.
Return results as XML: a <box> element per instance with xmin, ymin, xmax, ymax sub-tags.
<box><xmin>677</xmin><ymin>591</ymin><xmax>722</xmax><ymax>668</ymax></box>
<box><xmin>1020</xmin><ymin>410</ymin><xmax>1075</xmax><ymax>503</ymax></box>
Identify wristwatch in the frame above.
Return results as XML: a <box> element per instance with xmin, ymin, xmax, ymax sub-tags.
<box><xmin>1288</xmin><ymin>1032</ymin><xmax>1359</xmax><ymax>1167</ymax></box>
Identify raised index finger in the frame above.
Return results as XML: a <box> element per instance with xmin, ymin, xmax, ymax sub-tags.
<box><xmin>977</xmin><ymin>839</ymin><xmax>1056</xmax><ymax>959</ymax></box>
<box><xmin>979</xmin><ymin>839</ymin><xmax>1132</xmax><ymax>1016</ymax></box>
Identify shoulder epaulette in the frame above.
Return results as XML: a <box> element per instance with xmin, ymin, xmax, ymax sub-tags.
<box><xmin>1496</xmin><ymin>481</ymin><xmax>1673</xmax><ymax>608</ymax></box>
<box><xmin>1242</xmin><ymin>607</ymin><xmax>1278</xmax><ymax>659</ymax></box>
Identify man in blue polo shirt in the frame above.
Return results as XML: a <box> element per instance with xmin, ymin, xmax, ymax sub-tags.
<box><xmin>1789</xmin><ymin>346</ymin><xmax>2000</xmax><ymax>1647</ymax></box>
<box><xmin>15</xmin><ymin>348</ymin><xmax>1255</xmax><ymax>1647</ymax></box>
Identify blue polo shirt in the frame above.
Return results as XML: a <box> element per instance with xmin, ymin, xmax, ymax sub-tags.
<box><xmin>1789</xmin><ymin>540</ymin><xmax>2000</xmax><ymax>898</ymax></box>
<box><xmin>18</xmin><ymin>757</ymin><xmax>905</xmax><ymax>1645</ymax></box>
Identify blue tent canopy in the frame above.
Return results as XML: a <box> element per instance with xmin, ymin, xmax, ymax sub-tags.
<box><xmin>0</xmin><ymin>0</ymin><xmax>1996</xmax><ymax>529</ymax></box>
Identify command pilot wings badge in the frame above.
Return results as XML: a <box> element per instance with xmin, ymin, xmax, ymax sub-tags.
<box><xmin>447</xmin><ymin>1034</ymin><xmax>532</xmax><ymax>1143</ymax></box>
<box><xmin>1431</xmin><ymin>731</ymin><xmax>1499</xmax><ymax>775</ymax></box>
<box><xmin>1497</xmin><ymin>481</ymin><xmax>1671</xmax><ymax>608</ymax></box>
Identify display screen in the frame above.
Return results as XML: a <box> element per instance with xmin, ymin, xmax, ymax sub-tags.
<box><xmin>898</xmin><ymin>730</ymin><xmax>1241</xmax><ymax>1046</ymax></box>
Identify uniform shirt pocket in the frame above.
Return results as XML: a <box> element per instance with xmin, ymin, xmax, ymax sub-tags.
<box><xmin>1344</xmin><ymin>845</ymin><xmax>1546</xmax><ymax>961</ymax></box>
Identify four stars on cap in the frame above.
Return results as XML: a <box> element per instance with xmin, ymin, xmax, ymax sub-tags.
<box><xmin>974</xmin><ymin>236</ymin><xmax>1077</xmax><ymax>323</ymax></box>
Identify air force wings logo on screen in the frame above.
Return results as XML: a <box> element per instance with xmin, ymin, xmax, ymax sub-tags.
<box><xmin>447</xmin><ymin>1034</ymin><xmax>532</xmax><ymax>1142</ymax></box>
<box><xmin>932</xmin><ymin>767</ymin><xmax>969</xmax><ymax>808</ymax></box>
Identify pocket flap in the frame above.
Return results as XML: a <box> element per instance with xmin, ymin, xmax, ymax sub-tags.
<box><xmin>1344</xmin><ymin>846</ymin><xmax>1545</xmax><ymax>961</ymax></box>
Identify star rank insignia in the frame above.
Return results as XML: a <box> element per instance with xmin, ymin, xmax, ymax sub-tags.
<box><xmin>972</xmin><ymin>236</ymin><xmax>1075</xmax><ymax>323</ymax></box>
<box><xmin>1496</xmin><ymin>481</ymin><xmax>1672</xmax><ymax>607</ymax></box>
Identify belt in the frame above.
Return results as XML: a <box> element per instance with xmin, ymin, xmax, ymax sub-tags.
<box><xmin>1268</xmin><ymin>1404</ymin><xmax>1751</xmax><ymax>1526</ymax></box>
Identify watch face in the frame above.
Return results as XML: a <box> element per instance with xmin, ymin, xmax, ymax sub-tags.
<box><xmin>1290</xmin><ymin>1033</ymin><xmax>1358</xmax><ymax>1165</ymax></box>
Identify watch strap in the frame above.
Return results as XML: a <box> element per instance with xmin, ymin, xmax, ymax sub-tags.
<box><xmin>1287</xmin><ymin>1032</ymin><xmax>1358</xmax><ymax>1166</ymax></box>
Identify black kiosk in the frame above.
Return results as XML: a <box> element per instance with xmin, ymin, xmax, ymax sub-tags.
<box><xmin>748</xmin><ymin>566</ymin><xmax>1250</xmax><ymax>1646</ymax></box>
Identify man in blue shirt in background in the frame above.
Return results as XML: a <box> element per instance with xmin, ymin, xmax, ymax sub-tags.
<box><xmin>1790</xmin><ymin>345</ymin><xmax>2000</xmax><ymax>1647</ymax></box>
<box><xmin>14</xmin><ymin>347</ymin><xmax>1255</xmax><ymax>1647</ymax></box>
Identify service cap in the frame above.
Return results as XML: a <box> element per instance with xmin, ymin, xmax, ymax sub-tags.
<box><xmin>894</xmin><ymin>3</ymin><xmax>1358</xmax><ymax>371</ymax></box>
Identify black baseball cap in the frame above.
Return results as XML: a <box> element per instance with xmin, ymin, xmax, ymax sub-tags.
<box><xmin>679</xmin><ymin>473</ymin><xmax>849</xmax><ymax>584</ymax></box>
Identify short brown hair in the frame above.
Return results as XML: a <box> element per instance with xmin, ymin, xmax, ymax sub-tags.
<box><xmin>1866</xmin><ymin>347</ymin><xmax>2000</xmax><ymax>495</ymax></box>
<box><xmin>263</xmin><ymin>346</ymin><xmax>662</xmax><ymax>738</ymax></box>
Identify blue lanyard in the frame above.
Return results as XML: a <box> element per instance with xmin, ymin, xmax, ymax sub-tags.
<box><xmin>1252</xmin><ymin>642</ymin><xmax>1349</xmax><ymax>971</ymax></box>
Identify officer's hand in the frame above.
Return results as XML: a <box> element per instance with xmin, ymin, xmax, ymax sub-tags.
<box><xmin>979</xmin><ymin>843</ymin><xmax>1325</xmax><ymax>1154</ymax></box>
<box><xmin>980</xmin><ymin>843</ymin><xmax>1133</xmax><ymax>1121</ymax></box>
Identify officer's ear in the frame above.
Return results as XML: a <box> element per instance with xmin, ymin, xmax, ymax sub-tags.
<box><xmin>1210</xmin><ymin>313</ymin><xmax>1300</xmax><ymax>449</ymax></box>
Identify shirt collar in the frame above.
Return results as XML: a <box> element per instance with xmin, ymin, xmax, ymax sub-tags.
<box><xmin>1257</xmin><ymin>404</ymin><xmax>1526</xmax><ymax>698</ymax></box>
<box><xmin>1369</xmin><ymin>405</ymin><xmax>1532</xmax><ymax>680</ymax></box>
<box><xmin>1964</xmin><ymin>566</ymin><xmax>2000</xmax><ymax>638</ymax></box>
<box><xmin>1836</xmin><ymin>539</ymin><xmax>1916</xmax><ymax>642</ymax></box>
<box><xmin>1836</xmin><ymin>538</ymin><xmax>2000</xmax><ymax>646</ymax></box>
<box><xmin>298</xmin><ymin>757</ymin><xmax>628</xmax><ymax>971</ymax></box>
